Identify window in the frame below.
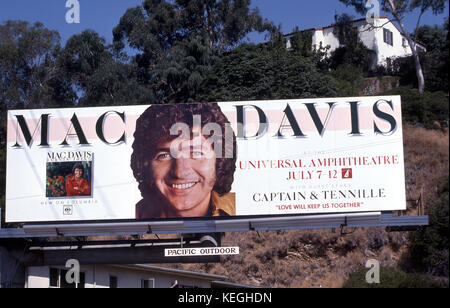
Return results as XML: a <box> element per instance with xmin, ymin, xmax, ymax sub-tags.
<box><xmin>109</xmin><ymin>276</ymin><xmax>118</xmax><ymax>288</ymax></box>
<box><xmin>78</xmin><ymin>273</ymin><xmax>86</xmax><ymax>289</ymax></box>
<box><xmin>49</xmin><ymin>268</ymin><xmax>59</xmax><ymax>287</ymax></box>
<box><xmin>141</xmin><ymin>279</ymin><xmax>155</xmax><ymax>288</ymax></box>
<box><xmin>383</xmin><ymin>28</ymin><xmax>393</xmax><ymax>46</ymax></box>
<box><xmin>402</xmin><ymin>38</ymin><xmax>408</xmax><ymax>48</ymax></box>
<box><xmin>49</xmin><ymin>268</ymin><xmax>85</xmax><ymax>288</ymax></box>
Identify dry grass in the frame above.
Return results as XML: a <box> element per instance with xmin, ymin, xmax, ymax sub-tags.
<box><xmin>170</xmin><ymin>227</ymin><xmax>410</xmax><ymax>288</ymax></box>
<box><xmin>403</xmin><ymin>125</ymin><xmax>449</xmax><ymax>214</ymax></box>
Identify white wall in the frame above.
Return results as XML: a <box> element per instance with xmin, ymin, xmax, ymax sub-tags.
<box><xmin>306</xmin><ymin>17</ymin><xmax>424</xmax><ymax>68</ymax></box>
<box><xmin>357</xmin><ymin>20</ymin><xmax>377</xmax><ymax>50</ymax></box>
<box><xmin>313</xmin><ymin>19</ymin><xmax>373</xmax><ymax>55</ymax></box>
<box><xmin>324</xmin><ymin>26</ymin><xmax>340</xmax><ymax>52</ymax></box>
<box><xmin>372</xmin><ymin>18</ymin><xmax>421</xmax><ymax>66</ymax></box>
<box><xmin>26</xmin><ymin>267</ymin><xmax>50</xmax><ymax>288</ymax></box>
<box><xmin>26</xmin><ymin>265</ymin><xmax>214</xmax><ymax>288</ymax></box>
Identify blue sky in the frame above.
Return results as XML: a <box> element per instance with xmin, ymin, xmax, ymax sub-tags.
<box><xmin>0</xmin><ymin>0</ymin><xmax>448</xmax><ymax>46</ymax></box>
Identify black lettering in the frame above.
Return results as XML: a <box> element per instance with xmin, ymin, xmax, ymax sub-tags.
<box><xmin>349</xmin><ymin>101</ymin><xmax>362</xmax><ymax>135</ymax></box>
<box><xmin>235</xmin><ymin>105</ymin><xmax>268</xmax><ymax>139</ymax></box>
<box><xmin>13</xmin><ymin>114</ymin><xmax>50</xmax><ymax>147</ymax></box>
<box><xmin>373</xmin><ymin>99</ymin><xmax>397</xmax><ymax>135</ymax></box>
<box><xmin>276</xmin><ymin>104</ymin><xmax>305</xmax><ymax>137</ymax></box>
<box><xmin>96</xmin><ymin>111</ymin><xmax>126</xmax><ymax>145</ymax></box>
<box><xmin>60</xmin><ymin>113</ymin><xmax>90</xmax><ymax>146</ymax></box>
<box><xmin>305</xmin><ymin>102</ymin><xmax>336</xmax><ymax>136</ymax></box>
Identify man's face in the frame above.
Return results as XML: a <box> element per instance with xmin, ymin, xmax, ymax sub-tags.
<box><xmin>150</xmin><ymin>134</ymin><xmax>216</xmax><ymax>217</ymax></box>
<box><xmin>74</xmin><ymin>168</ymin><xmax>83</xmax><ymax>179</ymax></box>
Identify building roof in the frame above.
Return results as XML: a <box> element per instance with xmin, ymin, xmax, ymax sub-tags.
<box><xmin>112</xmin><ymin>265</ymin><xmax>267</xmax><ymax>288</ymax></box>
<box><xmin>284</xmin><ymin>16</ymin><xmax>426</xmax><ymax>48</ymax></box>
<box><xmin>114</xmin><ymin>264</ymin><xmax>229</xmax><ymax>282</ymax></box>
<box><xmin>284</xmin><ymin>16</ymin><xmax>380</xmax><ymax>36</ymax></box>
<box><xmin>211</xmin><ymin>280</ymin><xmax>263</xmax><ymax>288</ymax></box>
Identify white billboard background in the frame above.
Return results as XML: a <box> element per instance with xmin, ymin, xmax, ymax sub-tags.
<box><xmin>6</xmin><ymin>106</ymin><xmax>148</xmax><ymax>222</ymax></box>
<box><xmin>5</xmin><ymin>96</ymin><xmax>406</xmax><ymax>222</ymax></box>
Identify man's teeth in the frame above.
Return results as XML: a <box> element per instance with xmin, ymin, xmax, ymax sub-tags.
<box><xmin>172</xmin><ymin>183</ymin><xmax>196</xmax><ymax>189</ymax></box>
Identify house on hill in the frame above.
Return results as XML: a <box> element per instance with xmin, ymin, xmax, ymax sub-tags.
<box><xmin>285</xmin><ymin>16</ymin><xmax>426</xmax><ymax>70</ymax></box>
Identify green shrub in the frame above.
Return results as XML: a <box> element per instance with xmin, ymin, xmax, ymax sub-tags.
<box><xmin>389</xmin><ymin>20</ymin><xmax>449</xmax><ymax>93</ymax></box>
<box><xmin>196</xmin><ymin>44</ymin><xmax>337</xmax><ymax>102</ymax></box>
<box><xmin>328</xmin><ymin>14</ymin><xmax>376</xmax><ymax>72</ymax></box>
<box><xmin>388</xmin><ymin>53</ymin><xmax>448</xmax><ymax>93</ymax></box>
<box><xmin>328</xmin><ymin>45</ymin><xmax>376</xmax><ymax>72</ymax></box>
<box><xmin>329</xmin><ymin>64</ymin><xmax>364</xmax><ymax>96</ymax></box>
<box><xmin>343</xmin><ymin>266</ymin><xmax>449</xmax><ymax>288</ymax></box>
<box><xmin>408</xmin><ymin>176</ymin><xmax>449</xmax><ymax>277</ymax></box>
<box><xmin>382</xmin><ymin>87</ymin><xmax>449</xmax><ymax>129</ymax></box>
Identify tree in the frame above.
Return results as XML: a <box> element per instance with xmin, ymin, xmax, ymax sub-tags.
<box><xmin>328</xmin><ymin>14</ymin><xmax>377</xmax><ymax>71</ymax></box>
<box><xmin>195</xmin><ymin>43</ymin><xmax>337</xmax><ymax>102</ymax></box>
<box><xmin>339</xmin><ymin>0</ymin><xmax>449</xmax><ymax>93</ymax></box>
<box><xmin>333</xmin><ymin>13</ymin><xmax>360</xmax><ymax>48</ymax></box>
<box><xmin>61</xmin><ymin>30</ymin><xmax>112</xmax><ymax>90</ymax></box>
<box><xmin>415</xmin><ymin>19</ymin><xmax>448</xmax><ymax>52</ymax></box>
<box><xmin>415</xmin><ymin>19</ymin><xmax>449</xmax><ymax>91</ymax></box>
<box><xmin>112</xmin><ymin>0</ymin><xmax>275</xmax><ymax>103</ymax></box>
<box><xmin>0</xmin><ymin>20</ymin><xmax>76</xmax><ymax>151</ymax></box>
<box><xmin>0</xmin><ymin>21</ymin><xmax>76</xmax><ymax>110</ymax></box>
<box><xmin>60</xmin><ymin>30</ymin><xmax>154</xmax><ymax>106</ymax></box>
<box><xmin>389</xmin><ymin>19</ymin><xmax>448</xmax><ymax>91</ymax></box>
<box><xmin>0</xmin><ymin>21</ymin><xmax>76</xmax><ymax>217</ymax></box>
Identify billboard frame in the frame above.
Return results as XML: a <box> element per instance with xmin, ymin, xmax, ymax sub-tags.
<box><xmin>0</xmin><ymin>209</ymin><xmax>428</xmax><ymax>239</ymax></box>
<box><xmin>5</xmin><ymin>96</ymin><xmax>408</xmax><ymax>223</ymax></box>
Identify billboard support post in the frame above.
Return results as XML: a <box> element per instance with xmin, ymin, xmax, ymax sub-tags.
<box><xmin>0</xmin><ymin>240</ymin><xmax>28</xmax><ymax>288</ymax></box>
<box><xmin>1</xmin><ymin>235</ymin><xmax>221</xmax><ymax>267</ymax></box>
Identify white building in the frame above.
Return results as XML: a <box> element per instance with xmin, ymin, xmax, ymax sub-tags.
<box><xmin>25</xmin><ymin>264</ymin><xmax>239</xmax><ymax>288</ymax></box>
<box><xmin>286</xmin><ymin>16</ymin><xmax>426</xmax><ymax>69</ymax></box>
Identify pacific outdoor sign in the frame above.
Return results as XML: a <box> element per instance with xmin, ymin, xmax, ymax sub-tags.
<box><xmin>5</xmin><ymin>96</ymin><xmax>406</xmax><ymax>223</ymax></box>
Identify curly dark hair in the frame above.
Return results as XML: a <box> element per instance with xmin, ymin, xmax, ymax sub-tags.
<box><xmin>131</xmin><ymin>103</ymin><xmax>237</xmax><ymax>197</ymax></box>
<box><xmin>72</xmin><ymin>162</ymin><xmax>84</xmax><ymax>175</ymax></box>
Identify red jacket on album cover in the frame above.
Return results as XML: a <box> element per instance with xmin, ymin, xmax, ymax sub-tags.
<box><xmin>66</xmin><ymin>175</ymin><xmax>91</xmax><ymax>197</ymax></box>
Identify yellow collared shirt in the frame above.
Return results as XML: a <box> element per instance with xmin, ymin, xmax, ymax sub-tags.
<box><xmin>211</xmin><ymin>191</ymin><xmax>236</xmax><ymax>216</ymax></box>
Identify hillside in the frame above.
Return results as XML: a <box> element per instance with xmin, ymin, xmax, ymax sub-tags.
<box><xmin>169</xmin><ymin>124</ymin><xmax>449</xmax><ymax>287</ymax></box>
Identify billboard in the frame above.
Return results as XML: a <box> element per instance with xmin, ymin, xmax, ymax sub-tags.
<box><xmin>5</xmin><ymin>96</ymin><xmax>406</xmax><ymax>223</ymax></box>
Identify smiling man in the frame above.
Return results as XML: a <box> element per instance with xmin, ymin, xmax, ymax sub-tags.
<box><xmin>131</xmin><ymin>103</ymin><xmax>237</xmax><ymax>219</ymax></box>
